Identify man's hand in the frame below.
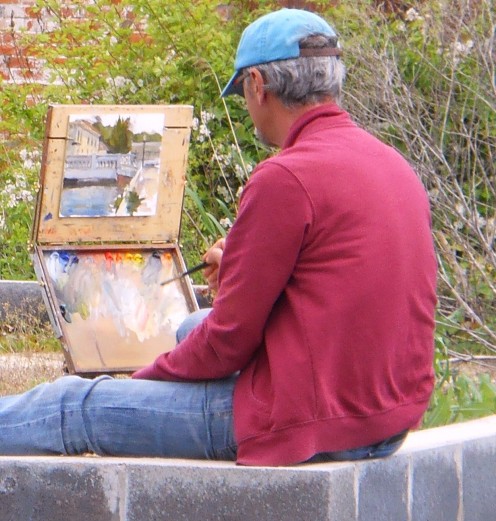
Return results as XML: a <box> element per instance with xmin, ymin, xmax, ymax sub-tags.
<box><xmin>202</xmin><ymin>237</ymin><xmax>226</xmax><ymax>293</ymax></box>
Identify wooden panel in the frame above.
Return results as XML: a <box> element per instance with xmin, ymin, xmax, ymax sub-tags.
<box><xmin>33</xmin><ymin>104</ymin><xmax>193</xmax><ymax>245</ymax></box>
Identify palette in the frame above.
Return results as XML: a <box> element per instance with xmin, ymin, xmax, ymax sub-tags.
<box><xmin>32</xmin><ymin>104</ymin><xmax>196</xmax><ymax>375</ymax></box>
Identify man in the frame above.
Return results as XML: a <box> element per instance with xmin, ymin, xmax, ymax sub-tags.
<box><xmin>0</xmin><ymin>8</ymin><xmax>437</xmax><ymax>466</ymax></box>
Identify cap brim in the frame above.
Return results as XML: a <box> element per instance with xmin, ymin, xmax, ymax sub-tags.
<box><xmin>221</xmin><ymin>71</ymin><xmax>243</xmax><ymax>97</ymax></box>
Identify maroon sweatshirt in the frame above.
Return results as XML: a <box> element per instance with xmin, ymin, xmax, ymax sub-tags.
<box><xmin>134</xmin><ymin>103</ymin><xmax>437</xmax><ymax>466</ymax></box>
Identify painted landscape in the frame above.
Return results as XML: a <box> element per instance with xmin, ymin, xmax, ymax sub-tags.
<box><xmin>60</xmin><ymin>113</ymin><xmax>165</xmax><ymax>218</ymax></box>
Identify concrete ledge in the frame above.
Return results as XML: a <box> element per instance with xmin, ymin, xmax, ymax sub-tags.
<box><xmin>1</xmin><ymin>416</ymin><xmax>496</xmax><ymax>520</ymax></box>
<box><xmin>0</xmin><ymin>280</ymin><xmax>50</xmax><ymax>324</ymax></box>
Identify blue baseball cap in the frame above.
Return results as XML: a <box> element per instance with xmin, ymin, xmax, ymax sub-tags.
<box><xmin>221</xmin><ymin>8</ymin><xmax>339</xmax><ymax>97</ymax></box>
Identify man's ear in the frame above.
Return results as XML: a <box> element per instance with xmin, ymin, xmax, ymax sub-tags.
<box><xmin>249</xmin><ymin>68</ymin><xmax>266</xmax><ymax>104</ymax></box>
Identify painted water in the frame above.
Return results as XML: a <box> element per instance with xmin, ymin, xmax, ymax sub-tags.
<box><xmin>59</xmin><ymin>185</ymin><xmax>120</xmax><ymax>217</ymax></box>
<box><xmin>59</xmin><ymin>162</ymin><xmax>160</xmax><ymax>218</ymax></box>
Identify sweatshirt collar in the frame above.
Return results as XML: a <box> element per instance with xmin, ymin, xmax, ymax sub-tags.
<box><xmin>282</xmin><ymin>103</ymin><xmax>348</xmax><ymax>150</ymax></box>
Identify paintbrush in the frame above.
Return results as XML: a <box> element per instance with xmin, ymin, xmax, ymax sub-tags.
<box><xmin>160</xmin><ymin>261</ymin><xmax>210</xmax><ymax>286</ymax></box>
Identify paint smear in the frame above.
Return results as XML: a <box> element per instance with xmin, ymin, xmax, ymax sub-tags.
<box><xmin>44</xmin><ymin>249</ymin><xmax>192</xmax><ymax>370</ymax></box>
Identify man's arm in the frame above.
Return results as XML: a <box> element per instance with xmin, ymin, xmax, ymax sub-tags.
<box><xmin>133</xmin><ymin>163</ymin><xmax>312</xmax><ymax>381</ymax></box>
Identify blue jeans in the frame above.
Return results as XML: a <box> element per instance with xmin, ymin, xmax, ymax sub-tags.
<box><xmin>0</xmin><ymin>309</ymin><xmax>406</xmax><ymax>462</ymax></box>
<box><xmin>305</xmin><ymin>430</ymin><xmax>408</xmax><ymax>463</ymax></box>
<box><xmin>0</xmin><ymin>308</ymin><xmax>236</xmax><ymax>459</ymax></box>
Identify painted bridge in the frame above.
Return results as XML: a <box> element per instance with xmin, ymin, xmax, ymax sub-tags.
<box><xmin>63</xmin><ymin>153</ymin><xmax>138</xmax><ymax>185</ymax></box>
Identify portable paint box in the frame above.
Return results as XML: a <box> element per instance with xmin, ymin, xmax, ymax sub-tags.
<box><xmin>31</xmin><ymin>104</ymin><xmax>198</xmax><ymax>375</ymax></box>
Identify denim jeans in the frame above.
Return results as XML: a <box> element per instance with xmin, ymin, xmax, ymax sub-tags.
<box><xmin>0</xmin><ymin>308</ymin><xmax>236</xmax><ymax>459</ymax></box>
<box><xmin>0</xmin><ymin>308</ymin><xmax>406</xmax><ymax>462</ymax></box>
<box><xmin>305</xmin><ymin>430</ymin><xmax>408</xmax><ymax>463</ymax></box>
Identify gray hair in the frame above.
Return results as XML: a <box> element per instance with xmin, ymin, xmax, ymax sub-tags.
<box><xmin>251</xmin><ymin>35</ymin><xmax>346</xmax><ymax>107</ymax></box>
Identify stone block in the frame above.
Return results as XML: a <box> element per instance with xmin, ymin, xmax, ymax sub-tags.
<box><xmin>125</xmin><ymin>461</ymin><xmax>355</xmax><ymax>521</ymax></box>
<box><xmin>325</xmin><ymin>464</ymin><xmax>356</xmax><ymax>521</ymax></box>
<box><xmin>462</xmin><ymin>435</ymin><xmax>496</xmax><ymax>521</ymax></box>
<box><xmin>357</xmin><ymin>455</ymin><xmax>409</xmax><ymax>521</ymax></box>
<box><xmin>0</xmin><ymin>458</ymin><xmax>124</xmax><ymax>521</ymax></box>
<box><xmin>410</xmin><ymin>447</ymin><xmax>461</xmax><ymax>521</ymax></box>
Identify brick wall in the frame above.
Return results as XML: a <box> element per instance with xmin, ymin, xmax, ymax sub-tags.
<box><xmin>0</xmin><ymin>0</ymin><xmax>325</xmax><ymax>84</ymax></box>
<box><xmin>1</xmin><ymin>1</ymin><xmax>407</xmax><ymax>84</ymax></box>
<box><xmin>0</xmin><ymin>0</ymin><xmax>44</xmax><ymax>82</ymax></box>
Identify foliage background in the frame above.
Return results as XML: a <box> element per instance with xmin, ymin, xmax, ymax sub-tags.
<box><xmin>0</xmin><ymin>0</ymin><xmax>495</xmax><ymax>425</ymax></box>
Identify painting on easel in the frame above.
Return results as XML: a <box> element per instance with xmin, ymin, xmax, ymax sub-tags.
<box><xmin>60</xmin><ymin>112</ymin><xmax>165</xmax><ymax>218</ymax></box>
<box><xmin>32</xmin><ymin>104</ymin><xmax>197</xmax><ymax>375</ymax></box>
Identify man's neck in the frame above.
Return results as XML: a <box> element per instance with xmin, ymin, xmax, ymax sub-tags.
<box><xmin>267</xmin><ymin>96</ymin><xmax>334</xmax><ymax>148</ymax></box>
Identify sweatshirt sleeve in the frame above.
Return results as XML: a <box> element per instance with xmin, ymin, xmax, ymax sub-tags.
<box><xmin>132</xmin><ymin>162</ymin><xmax>313</xmax><ymax>381</ymax></box>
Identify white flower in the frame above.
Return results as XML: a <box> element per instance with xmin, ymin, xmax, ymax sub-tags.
<box><xmin>220</xmin><ymin>217</ymin><xmax>233</xmax><ymax>229</ymax></box>
<box><xmin>122</xmin><ymin>6</ymin><xmax>134</xmax><ymax>18</ymax></box>
<box><xmin>453</xmin><ymin>40</ymin><xmax>474</xmax><ymax>55</ymax></box>
<box><xmin>8</xmin><ymin>193</ymin><xmax>17</xmax><ymax>208</ymax></box>
<box><xmin>114</xmin><ymin>76</ymin><xmax>128</xmax><ymax>88</ymax></box>
<box><xmin>165</xmin><ymin>49</ymin><xmax>176</xmax><ymax>62</ymax></box>
<box><xmin>216</xmin><ymin>153</ymin><xmax>230</xmax><ymax>166</ymax></box>
<box><xmin>200</xmin><ymin>110</ymin><xmax>215</xmax><ymax>123</ymax></box>
<box><xmin>234</xmin><ymin>164</ymin><xmax>245</xmax><ymax>180</ymax></box>
<box><xmin>1</xmin><ymin>178</ymin><xmax>35</xmax><ymax>208</ymax></box>
<box><xmin>20</xmin><ymin>190</ymin><xmax>34</xmax><ymax>203</ymax></box>
<box><xmin>216</xmin><ymin>186</ymin><xmax>230</xmax><ymax>201</ymax></box>
<box><xmin>404</xmin><ymin>7</ymin><xmax>422</xmax><ymax>22</ymax></box>
<box><xmin>450</xmin><ymin>39</ymin><xmax>475</xmax><ymax>65</ymax></box>
<box><xmin>199</xmin><ymin>123</ymin><xmax>211</xmax><ymax>138</ymax></box>
<box><xmin>23</xmin><ymin>159</ymin><xmax>34</xmax><ymax>169</ymax></box>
